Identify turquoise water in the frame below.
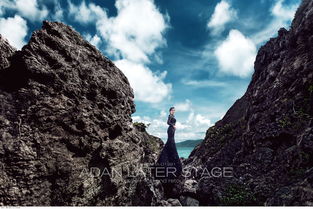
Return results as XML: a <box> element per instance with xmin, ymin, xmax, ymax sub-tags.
<box><xmin>177</xmin><ymin>147</ymin><xmax>194</xmax><ymax>159</ymax></box>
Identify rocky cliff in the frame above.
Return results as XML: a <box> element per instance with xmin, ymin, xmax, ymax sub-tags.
<box><xmin>0</xmin><ymin>21</ymin><xmax>164</xmax><ymax>206</ymax></box>
<box><xmin>183</xmin><ymin>0</ymin><xmax>313</xmax><ymax>206</ymax></box>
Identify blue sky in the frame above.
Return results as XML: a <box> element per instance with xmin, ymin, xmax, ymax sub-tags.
<box><xmin>0</xmin><ymin>0</ymin><xmax>301</xmax><ymax>142</ymax></box>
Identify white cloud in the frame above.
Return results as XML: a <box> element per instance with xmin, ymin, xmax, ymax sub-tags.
<box><xmin>186</xmin><ymin>110</ymin><xmax>212</xmax><ymax>127</ymax></box>
<box><xmin>114</xmin><ymin>59</ymin><xmax>172</xmax><ymax>103</ymax></box>
<box><xmin>176</xmin><ymin>109</ymin><xmax>213</xmax><ymax>141</ymax></box>
<box><xmin>0</xmin><ymin>15</ymin><xmax>28</xmax><ymax>49</ymax></box>
<box><xmin>174</xmin><ymin>99</ymin><xmax>192</xmax><ymax>112</ymax></box>
<box><xmin>214</xmin><ymin>29</ymin><xmax>257</xmax><ymax>78</ymax></box>
<box><xmin>271</xmin><ymin>0</ymin><xmax>297</xmax><ymax>20</ymax></box>
<box><xmin>68</xmin><ymin>0</ymin><xmax>107</xmax><ymax>25</ymax></box>
<box><xmin>15</xmin><ymin>0</ymin><xmax>48</xmax><ymax>22</ymax></box>
<box><xmin>160</xmin><ymin>110</ymin><xmax>167</xmax><ymax>117</ymax></box>
<box><xmin>0</xmin><ymin>0</ymin><xmax>48</xmax><ymax>22</ymax></box>
<box><xmin>251</xmin><ymin>0</ymin><xmax>299</xmax><ymax>45</ymax></box>
<box><xmin>0</xmin><ymin>1</ymin><xmax>15</xmax><ymax>15</ymax></box>
<box><xmin>182</xmin><ymin>79</ymin><xmax>227</xmax><ymax>87</ymax></box>
<box><xmin>205</xmin><ymin>0</ymin><xmax>298</xmax><ymax>78</ymax></box>
<box><xmin>207</xmin><ymin>0</ymin><xmax>237</xmax><ymax>35</ymax></box>
<box><xmin>85</xmin><ymin>33</ymin><xmax>101</xmax><ymax>49</ymax></box>
<box><xmin>195</xmin><ymin>114</ymin><xmax>212</xmax><ymax>126</ymax></box>
<box><xmin>96</xmin><ymin>0</ymin><xmax>169</xmax><ymax>63</ymax></box>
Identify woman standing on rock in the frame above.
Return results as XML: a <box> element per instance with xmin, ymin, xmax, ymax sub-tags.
<box><xmin>152</xmin><ymin>107</ymin><xmax>182</xmax><ymax>182</ymax></box>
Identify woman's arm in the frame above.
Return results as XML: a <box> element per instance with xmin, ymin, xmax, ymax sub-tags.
<box><xmin>167</xmin><ymin>115</ymin><xmax>175</xmax><ymax>126</ymax></box>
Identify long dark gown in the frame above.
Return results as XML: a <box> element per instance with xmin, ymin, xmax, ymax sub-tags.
<box><xmin>151</xmin><ymin>114</ymin><xmax>182</xmax><ymax>181</ymax></box>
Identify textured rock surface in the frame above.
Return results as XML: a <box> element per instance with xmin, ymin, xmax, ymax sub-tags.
<box><xmin>0</xmin><ymin>35</ymin><xmax>16</xmax><ymax>70</ymax></box>
<box><xmin>0</xmin><ymin>21</ymin><xmax>164</xmax><ymax>206</ymax></box>
<box><xmin>183</xmin><ymin>0</ymin><xmax>313</xmax><ymax>206</ymax></box>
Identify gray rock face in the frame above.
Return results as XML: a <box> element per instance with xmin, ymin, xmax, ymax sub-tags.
<box><xmin>0</xmin><ymin>21</ymin><xmax>164</xmax><ymax>206</ymax></box>
<box><xmin>179</xmin><ymin>195</ymin><xmax>199</xmax><ymax>206</ymax></box>
<box><xmin>158</xmin><ymin>198</ymin><xmax>182</xmax><ymax>206</ymax></box>
<box><xmin>182</xmin><ymin>179</ymin><xmax>198</xmax><ymax>195</ymax></box>
<box><xmin>184</xmin><ymin>0</ymin><xmax>313</xmax><ymax>206</ymax></box>
<box><xmin>0</xmin><ymin>35</ymin><xmax>16</xmax><ymax>70</ymax></box>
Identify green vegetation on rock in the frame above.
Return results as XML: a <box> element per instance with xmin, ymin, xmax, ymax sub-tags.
<box><xmin>220</xmin><ymin>183</ymin><xmax>258</xmax><ymax>206</ymax></box>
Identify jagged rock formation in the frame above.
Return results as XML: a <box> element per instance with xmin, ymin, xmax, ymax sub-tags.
<box><xmin>183</xmin><ymin>0</ymin><xmax>313</xmax><ymax>206</ymax></box>
<box><xmin>0</xmin><ymin>21</ymin><xmax>164</xmax><ymax>206</ymax></box>
<box><xmin>0</xmin><ymin>35</ymin><xmax>16</xmax><ymax>70</ymax></box>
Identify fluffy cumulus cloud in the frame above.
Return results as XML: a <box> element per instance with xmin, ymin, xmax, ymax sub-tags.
<box><xmin>271</xmin><ymin>0</ymin><xmax>297</xmax><ymax>19</ymax></box>
<box><xmin>174</xmin><ymin>99</ymin><xmax>192</xmax><ymax>112</ymax></box>
<box><xmin>0</xmin><ymin>0</ymin><xmax>48</xmax><ymax>22</ymax></box>
<box><xmin>114</xmin><ymin>59</ymin><xmax>172</xmax><ymax>103</ymax></box>
<box><xmin>251</xmin><ymin>0</ymin><xmax>299</xmax><ymax>44</ymax></box>
<box><xmin>68</xmin><ymin>0</ymin><xmax>169</xmax><ymax>62</ymax></box>
<box><xmin>67</xmin><ymin>0</ymin><xmax>172</xmax><ymax>104</ymax></box>
<box><xmin>187</xmin><ymin>110</ymin><xmax>212</xmax><ymax>127</ymax></box>
<box><xmin>104</xmin><ymin>0</ymin><xmax>171</xmax><ymax>103</ymax></box>
<box><xmin>214</xmin><ymin>29</ymin><xmax>257</xmax><ymax>78</ymax></box>
<box><xmin>68</xmin><ymin>0</ymin><xmax>107</xmax><ymax>25</ymax></box>
<box><xmin>206</xmin><ymin>0</ymin><xmax>298</xmax><ymax>78</ymax></box>
<box><xmin>96</xmin><ymin>0</ymin><xmax>169</xmax><ymax>63</ymax></box>
<box><xmin>132</xmin><ymin>101</ymin><xmax>213</xmax><ymax>142</ymax></box>
<box><xmin>207</xmin><ymin>0</ymin><xmax>237</xmax><ymax>36</ymax></box>
<box><xmin>0</xmin><ymin>0</ymin><xmax>64</xmax><ymax>48</ymax></box>
<box><xmin>0</xmin><ymin>15</ymin><xmax>28</xmax><ymax>49</ymax></box>
<box><xmin>15</xmin><ymin>0</ymin><xmax>48</xmax><ymax>22</ymax></box>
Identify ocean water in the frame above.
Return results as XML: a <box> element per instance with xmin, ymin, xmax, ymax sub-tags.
<box><xmin>177</xmin><ymin>147</ymin><xmax>194</xmax><ymax>159</ymax></box>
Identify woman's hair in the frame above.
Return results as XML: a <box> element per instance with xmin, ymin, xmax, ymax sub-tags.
<box><xmin>169</xmin><ymin>106</ymin><xmax>175</xmax><ymax>112</ymax></box>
